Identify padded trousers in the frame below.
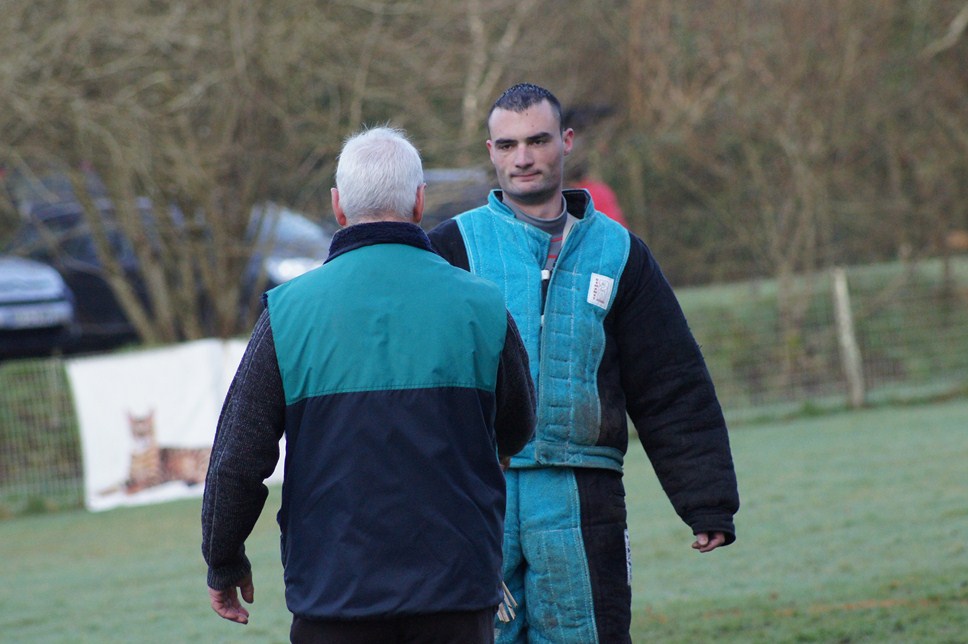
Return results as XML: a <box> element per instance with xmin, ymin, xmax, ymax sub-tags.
<box><xmin>495</xmin><ymin>467</ymin><xmax>632</xmax><ymax>644</ymax></box>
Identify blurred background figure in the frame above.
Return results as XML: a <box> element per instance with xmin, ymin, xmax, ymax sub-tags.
<box><xmin>566</xmin><ymin>157</ymin><xmax>629</xmax><ymax>228</ymax></box>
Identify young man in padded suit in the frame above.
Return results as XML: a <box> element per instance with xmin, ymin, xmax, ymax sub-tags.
<box><xmin>428</xmin><ymin>83</ymin><xmax>740</xmax><ymax>643</ymax></box>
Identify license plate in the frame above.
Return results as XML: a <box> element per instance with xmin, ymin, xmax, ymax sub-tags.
<box><xmin>0</xmin><ymin>302</ymin><xmax>74</xmax><ymax>329</ymax></box>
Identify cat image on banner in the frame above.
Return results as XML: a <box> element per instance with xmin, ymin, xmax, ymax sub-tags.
<box><xmin>66</xmin><ymin>337</ymin><xmax>282</xmax><ymax>512</ymax></box>
<box><xmin>125</xmin><ymin>410</ymin><xmax>210</xmax><ymax>494</ymax></box>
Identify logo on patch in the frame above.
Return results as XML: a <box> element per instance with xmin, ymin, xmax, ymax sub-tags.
<box><xmin>587</xmin><ymin>273</ymin><xmax>614</xmax><ymax>309</ymax></box>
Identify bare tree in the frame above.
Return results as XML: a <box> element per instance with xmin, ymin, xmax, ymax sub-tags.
<box><xmin>0</xmin><ymin>1</ymin><xmax>355</xmax><ymax>342</ymax></box>
<box><xmin>1</xmin><ymin>0</ymin><xmax>964</xmax><ymax>352</ymax></box>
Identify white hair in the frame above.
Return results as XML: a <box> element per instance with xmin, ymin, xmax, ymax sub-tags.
<box><xmin>335</xmin><ymin>126</ymin><xmax>424</xmax><ymax>223</ymax></box>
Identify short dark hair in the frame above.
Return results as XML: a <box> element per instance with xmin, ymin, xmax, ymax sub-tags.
<box><xmin>488</xmin><ymin>83</ymin><xmax>563</xmax><ymax>130</ymax></box>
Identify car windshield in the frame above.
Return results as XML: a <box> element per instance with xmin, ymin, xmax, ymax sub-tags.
<box><xmin>8</xmin><ymin>204</ymin><xmax>138</xmax><ymax>269</ymax></box>
<box><xmin>251</xmin><ymin>205</ymin><xmax>331</xmax><ymax>255</ymax></box>
<box><xmin>262</xmin><ymin>209</ymin><xmax>329</xmax><ymax>245</ymax></box>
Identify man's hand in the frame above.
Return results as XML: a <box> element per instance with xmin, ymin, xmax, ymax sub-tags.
<box><xmin>208</xmin><ymin>574</ymin><xmax>254</xmax><ymax>624</ymax></box>
<box><xmin>691</xmin><ymin>532</ymin><xmax>726</xmax><ymax>553</ymax></box>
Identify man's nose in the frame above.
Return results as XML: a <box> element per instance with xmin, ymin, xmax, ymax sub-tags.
<box><xmin>514</xmin><ymin>146</ymin><xmax>533</xmax><ymax>167</ymax></box>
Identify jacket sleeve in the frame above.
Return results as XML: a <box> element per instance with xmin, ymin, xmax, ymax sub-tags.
<box><xmin>427</xmin><ymin>218</ymin><xmax>470</xmax><ymax>270</ymax></box>
<box><xmin>494</xmin><ymin>311</ymin><xmax>536</xmax><ymax>459</ymax></box>
<box><xmin>614</xmin><ymin>234</ymin><xmax>740</xmax><ymax>543</ymax></box>
<box><xmin>201</xmin><ymin>309</ymin><xmax>286</xmax><ymax>588</ymax></box>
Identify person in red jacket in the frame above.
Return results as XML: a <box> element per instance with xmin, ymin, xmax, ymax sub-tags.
<box><xmin>572</xmin><ymin>173</ymin><xmax>628</xmax><ymax>228</ymax></box>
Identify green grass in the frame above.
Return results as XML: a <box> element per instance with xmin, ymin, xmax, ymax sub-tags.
<box><xmin>628</xmin><ymin>399</ymin><xmax>968</xmax><ymax>643</ymax></box>
<box><xmin>1</xmin><ymin>399</ymin><xmax>966</xmax><ymax>643</ymax></box>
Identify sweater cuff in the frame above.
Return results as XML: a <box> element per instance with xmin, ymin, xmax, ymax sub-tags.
<box><xmin>206</xmin><ymin>554</ymin><xmax>253</xmax><ymax>590</ymax></box>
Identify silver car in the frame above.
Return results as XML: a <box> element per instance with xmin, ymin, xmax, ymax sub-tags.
<box><xmin>0</xmin><ymin>256</ymin><xmax>77</xmax><ymax>359</ymax></box>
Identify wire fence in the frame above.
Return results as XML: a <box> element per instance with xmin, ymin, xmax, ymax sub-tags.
<box><xmin>1</xmin><ymin>256</ymin><xmax>966</xmax><ymax>517</ymax></box>
<box><xmin>0</xmin><ymin>358</ymin><xmax>81</xmax><ymax>517</ymax></box>
<box><xmin>682</xmin><ymin>257</ymin><xmax>968</xmax><ymax>421</ymax></box>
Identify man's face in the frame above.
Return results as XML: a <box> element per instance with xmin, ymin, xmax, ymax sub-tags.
<box><xmin>486</xmin><ymin>100</ymin><xmax>574</xmax><ymax>215</ymax></box>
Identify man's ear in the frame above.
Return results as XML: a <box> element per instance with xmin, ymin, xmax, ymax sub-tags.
<box><xmin>412</xmin><ymin>183</ymin><xmax>426</xmax><ymax>224</ymax></box>
<box><xmin>562</xmin><ymin>128</ymin><xmax>575</xmax><ymax>156</ymax></box>
<box><xmin>331</xmin><ymin>187</ymin><xmax>348</xmax><ymax>227</ymax></box>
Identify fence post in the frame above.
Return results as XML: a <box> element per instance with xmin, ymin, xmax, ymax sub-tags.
<box><xmin>831</xmin><ymin>267</ymin><xmax>866</xmax><ymax>408</ymax></box>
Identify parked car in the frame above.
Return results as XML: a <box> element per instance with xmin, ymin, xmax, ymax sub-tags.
<box><xmin>421</xmin><ymin>168</ymin><xmax>493</xmax><ymax>230</ymax></box>
<box><xmin>246</xmin><ymin>202</ymin><xmax>331</xmax><ymax>291</ymax></box>
<box><xmin>6</xmin><ymin>199</ymin><xmax>331</xmax><ymax>349</ymax></box>
<box><xmin>0</xmin><ymin>255</ymin><xmax>77</xmax><ymax>359</ymax></box>
<box><xmin>9</xmin><ymin>200</ymin><xmax>143</xmax><ymax>347</ymax></box>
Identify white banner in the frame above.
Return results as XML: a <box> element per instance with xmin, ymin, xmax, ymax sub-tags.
<box><xmin>66</xmin><ymin>338</ymin><xmax>284</xmax><ymax>512</ymax></box>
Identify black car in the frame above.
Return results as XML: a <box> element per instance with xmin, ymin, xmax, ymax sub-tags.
<box><xmin>421</xmin><ymin>168</ymin><xmax>493</xmax><ymax>230</ymax></box>
<box><xmin>7</xmin><ymin>199</ymin><xmax>331</xmax><ymax>349</ymax></box>
<box><xmin>0</xmin><ymin>255</ymin><xmax>77</xmax><ymax>359</ymax></box>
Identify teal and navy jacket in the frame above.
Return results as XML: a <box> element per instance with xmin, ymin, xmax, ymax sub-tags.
<box><xmin>429</xmin><ymin>190</ymin><xmax>739</xmax><ymax>542</ymax></box>
<box><xmin>202</xmin><ymin>221</ymin><xmax>535</xmax><ymax>620</ymax></box>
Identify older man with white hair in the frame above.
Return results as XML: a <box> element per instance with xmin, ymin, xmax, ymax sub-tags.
<box><xmin>202</xmin><ymin>126</ymin><xmax>536</xmax><ymax>643</ymax></box>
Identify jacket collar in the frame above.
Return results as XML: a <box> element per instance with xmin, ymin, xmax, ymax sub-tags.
<box><xmin>487</xmin><ymin>188</ymin><xmax>594</xmax><ymax>221</ymax></box>
<box><xmin>325</xmin><ymin>221</ymin><xmax>433</xmax><ymax>264</ymax></box>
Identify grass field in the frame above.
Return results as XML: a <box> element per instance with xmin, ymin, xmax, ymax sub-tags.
<box><xmin>1</xmin><ymin>399</ymin><xmax>966</xmax><ymax>643</ymax></box>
